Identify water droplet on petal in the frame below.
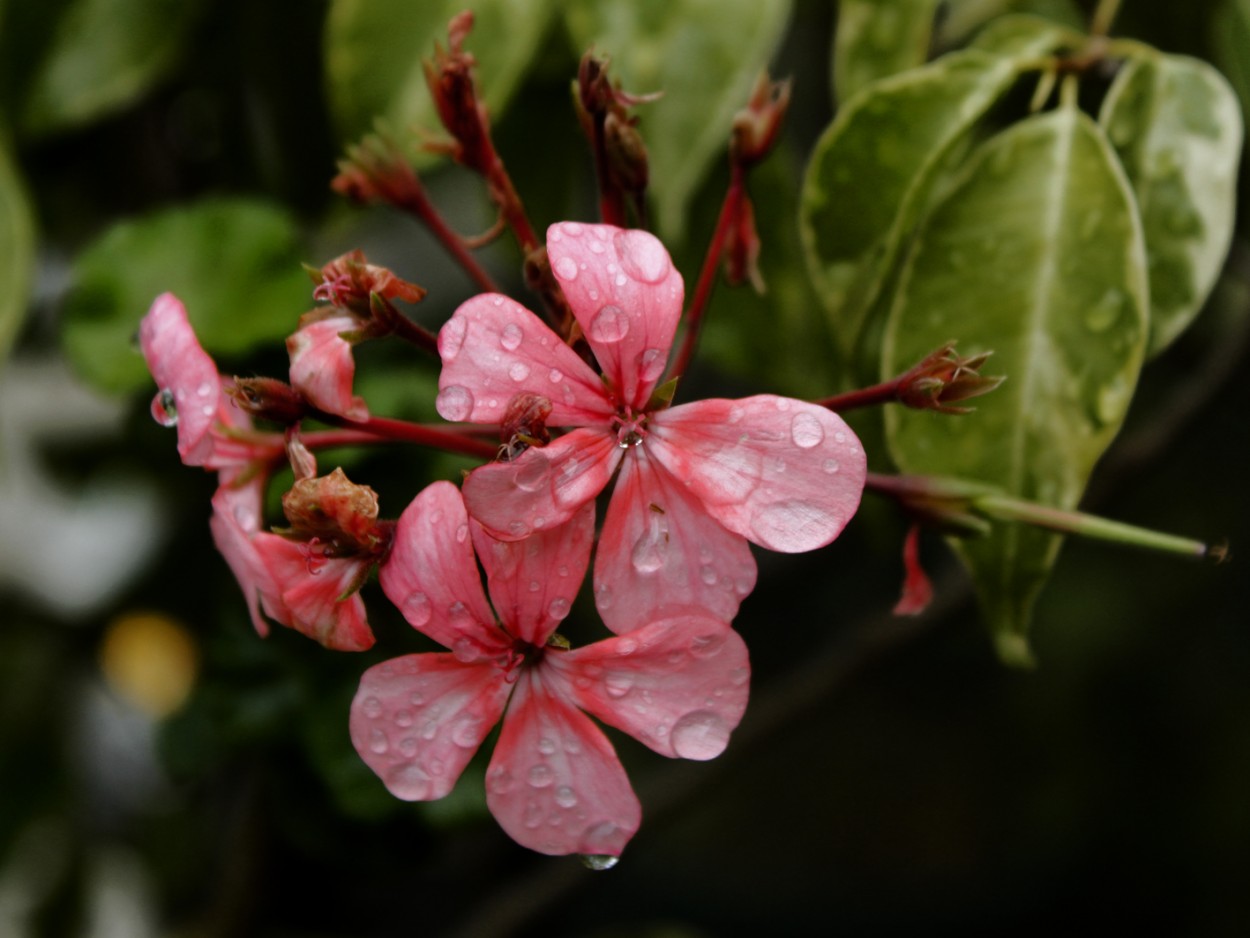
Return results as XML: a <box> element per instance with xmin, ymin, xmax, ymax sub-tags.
<box><xmin>509</xmin><ymin>361</ymin><xmax>531</xmax><ymax>382</ymax></box>
<box><xmin>368</xmin><ymin>728</ymin><xmax>389</xmax><ymax>754</ymax></box>
<box><xmin>689</xmin><ymin>632</ymin><xmax>726</xmax><ymax>658</ymax></box>
<box><xmin>508</xmin><ymin>520</ymin><xmax>531</xmax><ymax>537</ymax></box>
<box><xmin>548</xmin><ymin>597</ymin><xmax>570</xmax><ymax>621</ymax></box>
<box><xmin>823</xmin><ymin>458</ymin><xmax>840</xmax><ymax>474</ymax></box>
<box><xmin>555</xmin><ymin>786</ymin><xmax>578</xmax><ymax>808</ymax></box>
<box><xmin>455</xmin><ymin>524</ymin><xmax>469</xmax><ymax>543</ymax></box>
<box><xmin>589</xmin><ymin>305</ymin><xmax>630</xmax><ymax>343</ymax></box>
<box><xmin>547</xmin><ymin>368</ymin><xmax>564</xmax><ymax>383</ymax></box>
<box><xmin>528</xmin><ymin>764</ymin><xmax>555</xmax><ymax>788</ymax></box>
<box><xmin>554</xmin><ymin>256</ymin><xmax>579</xmax><ymax>280</ymax></box>
<box><xmin>196</xmin><ymin>382</ymin><xmax>212</xmax><ymax>398</ymax></box>
<box><xmin>604</xmin><ymin>674</ymin><xmax>633</xmax><ymax>698</ymax></box>
<box><xmin>151</xmin><ymin>389</ymin><xmax>179</xmax><ymax>426</ymax></box>
<box><xmin>452</xmin><ymin>637</ymin><xmax>479</xmax><ymax>663</ymax></box>
<box><xmin>404</xmin><ymin>592</ymin><xmax>432</xmax><ymax>626</ymax></box>
<box><xmin>513</xmin><ymin>458</ymin><xmax>550</xmax><ymax>493</ymax></box>
<box><xmin>730</xmin><ymin>667</ymin><xmax>749</xmax><ymax>687</ymax></box>
<box><xmin>699</xmin><ymin>565</ymin><xmax>718</xmax><ymax>586</ymax></box>
<box><xmin>436</xmin><ymin>385</ymin><xmax>474</xmax><ymax>421</ymax></box>
<box><xmin>439</xmin><ymin>315</ymin><xmax>468</xmax><ymax>361</ymax></box>
<box><xmin>580</xmin><ymin>854</ymin><xmax>620</xmax><ymax>871</ymax></box>
<box><xmin>398</xmin><ymin>736</ymin><xmax>418</xmax><ymax>757</ymax></box>
<box><xmin>670</xmin><ymin>710</ymin><xmax>730</xmax><ymax>760</ymax></box>
<box><xmin>637</xmin><ymin>347</ymin><xmax>666</xmax><ymax>383</ymax></box>
<box><xmin>500</xmin><ymin>322</ymin><xmax>523</xmax><ymax>350</ymax></box>
<box><xmin>615</xmin><ymin>229</ymin><xmax>670</xmax><ymax>283</ymax></box>
<box><xmin>564</xmin><ymin>222</ymin><xmax>584</xmax><ymax>236</ymax></box>
<box><xmin>488</xmin><ymin>767</ymin><xmax>514</xmax><ymax>794</ymax></box>
<box><xmin>452</xmin><ymin>717</ymin><xmax>484</xmax><ymax>748</ymax></box>
<box><xmin>617</xmin><ymin>637</ymin><xmax>638</xmax><ymax>656</ymax></box>
<box><xmin>362</xmin><ymin>695</ymin><xmax>382</xmax><ymax>719</ymax></box>
<box><xmin>630</xmin><ymin>516</ymin><xmax>668</xmax><ymax>574</ymax></box>
<box><xmin>537</xmin><ymin>737</ymin><xmax>557</xmax><ymax>756</ymax></box>
<box><xmin>790</xmin><ymin>411</ymin><xmax>825</xmax><ymax>448</ymax></box>
<box><xmin>394</xmin><ymin>709</ymin><xmax>414</xmax><ymax>728</ymax></box>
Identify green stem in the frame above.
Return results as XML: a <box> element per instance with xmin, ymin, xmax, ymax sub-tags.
<box><xmin>1090</xmin><ymin>0</ymin><xmax>1123</xmax><ymax>38</ymax></box>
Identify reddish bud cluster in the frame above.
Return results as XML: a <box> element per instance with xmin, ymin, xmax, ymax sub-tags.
<box><xmin>897</xmin><ymin>343</ymin><xmax>1004</xmax><ymax>414</ymax></box>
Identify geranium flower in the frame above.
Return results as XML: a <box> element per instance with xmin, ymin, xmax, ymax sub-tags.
<box><xmin>355</xmin><ymin>481</ymin><xmax>750</xmax><ymax>859</ymax></box>
<box><xmin>287</xmin><ymin>313</ymin><xmax>369</xmax><ymax>421</ymax></box>
<box><xmin>435</xmin><ymin>222</ymin><xmax>866</xmax><ymax>633</ymax></box>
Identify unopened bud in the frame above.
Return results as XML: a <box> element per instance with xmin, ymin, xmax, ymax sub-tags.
<box><xmin>897</xmin><ymin>343</ymin><xmax>1004</xmax><ymax>414</ymax></box>
<box><xmin>731</xmin><ymin>73</ymin><xmax>791</xmax><ymax>166</ymax></box>
<box><xmin>282</xmin><ymin>467</ymin><xmax>383</xmax><ymax>555</ymax></box>
<box><xmin>228</xmin><ymin>377</ymin><xmax>308</xmax><ymax>424</ymax></box>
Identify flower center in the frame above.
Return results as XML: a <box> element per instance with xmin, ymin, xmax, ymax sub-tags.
<box><xmin>613</xmin><ymin>412</ymin><xmax>648</xmax><ymax>448</ymax></box>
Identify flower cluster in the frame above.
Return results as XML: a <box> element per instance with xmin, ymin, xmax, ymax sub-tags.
<box><xmin>140</xmin><ymin>220</ymin><xmax>867</xmax><ymax>861</ymax></box>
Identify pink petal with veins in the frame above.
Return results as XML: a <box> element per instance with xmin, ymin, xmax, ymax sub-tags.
<box><xmin>485</xmin><ymin>669</ymin><xmax>640</xmax><ymax>858</ymax></box>
<box><xmin>287</xmin><ymin>315</ymin><xmax>368</xmax><ymax>421</ymax></box>
<box><xmin>138</xmin><ymin>293</ymin><xmax>225</xmax><ymax>466</ymax></box>
<box><xmin>647</xmin><ymin>396</ymin><xmax>867</xmax><ymax>552</ymax></box>
<box><xmin>379</xmin><ymin>481</ymin><xmax>508</xmax><ymax>658</ymax></box>
<box><xmin>547</xmin><ymin>222</ymin><xmax>683</xmax><ymax>412</ymax></box>
<box><xmin>461</xmin><ymin>427</ymin><xmax>622</xmax><ymax>541</ymax></box>
<box><xmin>208</xmin><ymin>475</ymin><xmax>278</xmax><ymax>637</ymax></box>
<box><xmin>253</xmin><ymin>533</ymin><xmax>374</xmax><ymax>651</ymax></box>
<box><xmin>471</xmin><ymin>501</ymin><xmax>595</xmax><ymax>647</ymax></box>
<box><xmin>548</xmin><ymin>614</ymin><xmax>750</xmax><ymax>760</ymax></box>
<box><xmin>437</xmin><ymin>293</ymin><xmax>613</xmax><ymax>426</ymax></box>
<box><xmin>594</xmin><ymin>445</ymin><xmax>756</xmax><ymax>634</ymax></box>
<box><xmin>351</xmin><ymin>653</ymin><xmax>510</xmax><ymax>801</ymax></box>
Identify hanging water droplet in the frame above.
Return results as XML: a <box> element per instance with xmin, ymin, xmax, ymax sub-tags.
<box><xmin>615</xmin><ymin>229</ymin><xmax>670</xmax><ymax>283</ymax></box>
<box><xmin>589</xmin><ymin>305</ymin><xmax>630</xmax><ymax>343</ymax></box>
<box><xmin>436</xmin><ymin>385</ymin><xmax>475</xmax><ymax>421</ymax></box>
<box><xmin>631</xmin><ymin>516</ymin><xmax>667</xmax><ymax>574</ymax></box>
<box><xmin>790</xmin><ymin>411</ymin><xmax>825</xmax><ymax>448</ymax></box>
<box><xmin>500</xmin><ymin>322</ymin><xmax>523</xmax><ymax>351</ymax></box>
<box><xmin>554</xmin><ymin>255</ymin><xmax>579</xmax><ymax>280</ymax></box>
<box><xmin>528</xmin><ymin>764</ymin><xmax>555</xmax><ymax>788</ymax></box>
<box><xmin>670</xmin><ymin>710</ymin><xmax>730</xmax><ymax>759</ymax></box>
<box><xmin>580</xmin><ymin>854</ymin><xmax>619</xmax><ymax>871</ymax></box>
<box><xmin>151</xmin><ymin>389</ymin><xmax>179</xmax><ymax>427</ymax></box>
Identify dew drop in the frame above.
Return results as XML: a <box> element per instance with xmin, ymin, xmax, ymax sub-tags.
<box><xmin>524</xmin><ymin>800</ymin><xmax>544</xmax><ymax>829</ymax></box>
<box><xmin>196</xmin><ymin>382</ymin><xmax>212</xmax><ymax>398</ymax></box>
<box><xmin>452</xmin><ymin>637</ymin><xmax>478</xmax><ymax>663</ymax></box>
<box><xmin>564</xmin><ymin>222</ymin><xmax>584</xmax><ymax>236</ymax></box>
<box><xmin>1085</xmin><ymin>288</ymin><xmax>1123</xmax><ymax>333</ymax></box>
<box><xmin>790</xmin><ymin>411</ymin><xmax>825</xmax><ymax>448</ymax></box>
<box><xmin>528</xmin><ymin>764</ymin><xmax>555</xmax><ymax>788</ymax></box>
<box><xmin>368</xmin><ymin>728</ymin><xmax>389</xmax><ymax>754</ymax></box>
<box><xmin>604</xmin><ymin>674</ymin><xmax>633</xmax><ymax>698</ymax></box>
<box><xmin>404</xmin><ymin>592</ymin><xmax>432</xmax><ymax>626</ymax></box>
<box><xmin>436</xmin><ymin>385</ymin><xmax>474</xmax><ymax>421</ymax></box>
<box><xmin>689</xmin><ymin>632</ymin><xmax>726</xmax><ymax>658</ymax></box>
<box><xmin>151</xmin><ymin>389</ymin><xmax>179</xmax><ymax>427</ymax></box>
<box><xmin>700</xmin><ymin>565</ymin><xmax>718</xmax><ymax>586</ymax></box>
<box><xmin>509</xmin><ymin>361</ymin><xmax>531</xmax><ymax>382</ymax></box>
<box><xmin>487</xmin><ymin>767</ymin><xmax>514</xmax><ymax>794</ymax></box>
<box><xmin>537</xmin><ymin>737</ymin><xmax>557</xmax><ymax>756</ymax></box>
<box><xmin>452</xmin><ymin>717</ymin><xmax>484</xmax><ymax>748</ymax></box>
<box><xmin>615</xmin><ymin>229</ymin><xmax>670</xmax><ymax>283</ymax></box>
<box><xmin>439</xmin><ymin>315</ymin><xmax>468</xmax><ymax>360</ymax></box>
<box><xmin>822</xmin><ymin>458</ymin><xmax>841</xmax><ymax>474</ymax></box>
<box><xmin>637</xmin><ymin>347</ymin><xmax>666</xmax><ymax>383</ymax></box>
<box><xmin>555</xmin><ymin>786</ymin><xmax>578</xmax><ymax>809</ymax></box>
<box><xmin>547</xmin><ymin>367</ymin><xmax>564</xmax><ymax>383</ymax></box>
<box><xmin>455</xmin><ymin>524</ymin><xmax>469</xmax><ymax>543</ymax></box>
<box><xmin>391</xmin><ymin>764</ymin><xmax>431</xmax><ymax>798</ymax></box>
<box><xmin>580</xmin><ymin>854</ymin><xmax>620</xmax><ymax>871</ymax></box>
<box><xmin>500</xmin><ymin>322</ymin><xmax>523</xmax><ymax>350</ymax></box>
<box><xmin>362</xmin><ymin>695</ymin><xmax>383</xmax><ymax>719</ymax></box>
<box><xmin>670</xmin><ymin>710</ymin><xmax>730</xmax><ymax>760</ymax></box>
<box><xmin>548</xmin><ymin>597</ymin><xmax>571</xmax><ymax>621</ymax></box>
<box><xmin>554</xmin><ymin>255</ymin><xmax>579</xmax><ymax>280</ymax></box>
<box><xmin>513</xmin><ymin>458</ymin><xmax>550</xmax><ymax>493</ymax></box>
<box><xmin>630</xmin><ymin>517</ymin><xmax>668</xmax><ymax>574</ymax></box>
<box><xmin>394</xmin><ymin>709</ymin><xmax>414</xmax><ymax>728</ymax></box>
<box><xmin>398</xmin><ymin>736</ymin><xmax>419</xmax><ymax>757</ymax></box>
<box><xmin>616</xmin><ymin>637</ymin><xmax>638</xmax><ymax>656</ymax></box>
<box><xmin>588</xmin><ymin>305</ymin><xmax>630</xmax><ymax>343</ymax></box>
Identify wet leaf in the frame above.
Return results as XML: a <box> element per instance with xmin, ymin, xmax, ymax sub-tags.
<box><xmin>800</xmin><ymin>47</ymin><xmax>1051</xmax><ymax>361</ymax></box>
<box><xmin>0</xmin><ymin>138</ymin><xmax>34</xmax><ymax>366</ymax></box>
<box><xmin>883</xmin><ymin>106</ymin><xmax>1149</xmax><ymax>663</ymax></box>
<box><xmin>20</xmin><ymin>0</ymin><xmax>203</xmax><ymax>136</ymax></box>
<box><xmin>324</xmin><ymin>0</ymin><xmax>558</xmax><ymax>147</ymax></box>
<box><xmin>833</xmin><ymin>0</ymin><xmax>939</xmax><ymax>105</ymax></box>
<box><xmin>967</xmin><ymin>11</ymin><xmax>1083</xmax><ymax>56</ymax></box>
<box><xmin>564</xmin><ymin>0</ymin><xmax>791</xmax><ymax>240</ymax></box>
<box><xmin>1100</xmin><ymin>50</ymin><xmax>1242</xmax><ymax>356</ymax></box>
<box><xmin>61</xmin><ymin>198</ymin><xmax>311</xmax><ymax>394</ymax></box>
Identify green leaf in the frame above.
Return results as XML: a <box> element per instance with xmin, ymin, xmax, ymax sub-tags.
<box><xmin>0</xmin><ymin>138</ymin><xmax>35</xmax><ymax>366</ymax></box>
<box><xmin>883</xmin><ymin>106</ymin><xmax>1149</xmax><ymax>662</ymax></box>
<box><xmin>20</xmin><ymin>0</ymin><xmax>203</xmax><ymax>136</ymax></box>
<box><xmin>833</xmin><ymin>0</ymin><xmax>939</xmax><ymax>105</ymax></box>
<box><xmin>967</xmin><ymin>12</ymin><xmax>1083</xmax><ymax>56</ymax></box>
<box><xmin>563</xmin><ymin>0</ymin><xmax>791</xmax><ymax>240</ymax></box>
<box><xmin>324</xmin><ymin>0</ymin><xmax>557</xmax><ymax>147</ymax></box>
<box><xmin>938</xmin><ymin>0</ymin><xmax>1085</xmax><ymax>47</ymax></box>
<box><xmin>1100</xmin><ymin>51</ymin><xmax>1242</xmax><ymax>356</ymax></box>
<box><xmin>1212</xmin><ymin>0</ymin><xmax>1250</xmax><ymax>129</ymax></box>
<box><xmin>800</xmin><ymin>49</ymin><xmax>1040</xmax><ymax>362</ymax></box>
<box><xmin>61</xmin><ymin>198</ymin><xmax>311</xmax><ymax>394</ymax></box>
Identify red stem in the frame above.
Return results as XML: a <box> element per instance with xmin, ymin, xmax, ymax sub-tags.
<box><xmin>815</xmin><ymin>377</ymin><xmax>903</xmax><ymax>413</ymax></box>
<box><xmin>314</xmin><ymin>412</ymin><xmax>499</xmax><ymax>461</ymax></box>
<box><xmin>669</xmin><ymin>164</ymin><xmax>746</xmax><ymax>381</ymax></box>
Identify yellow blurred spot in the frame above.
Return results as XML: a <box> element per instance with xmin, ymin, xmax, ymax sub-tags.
<box><xmin>99</xmin><ymin>611</ymin><xmax>199</xmax><ymax>718</ymax></box>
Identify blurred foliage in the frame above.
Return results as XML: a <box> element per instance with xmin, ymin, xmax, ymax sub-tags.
<box><xmin>0</xmin><ymin>0</ymin><xmax>1248</xmax><ymax>936</ymax></box>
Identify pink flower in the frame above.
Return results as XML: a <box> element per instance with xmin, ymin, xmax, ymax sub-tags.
<box><xmin>139</xmin><ymin>293</ymin><xmax>273</xmax><ymax>469</ymax></box>
<box><xmin>356</xmin><ymin>481</ymin><xmax>750</xmax><ymax>858</ymax></box>
<box><xmin>287</xmin><ymin>313</ymin><xmax>369</xmax><ymax>421</ymax></box>
<box><xmin>436</xmin><ymin>222</ymin><xmax>866</xmax><ymax>633</ymax></box>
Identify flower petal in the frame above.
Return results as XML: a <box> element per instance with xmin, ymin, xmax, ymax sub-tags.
<box><xmin>461</xmin><ymin>427</ymin><xmax>621</xmax><ymax>541</ymax></box>
<box><xmin>351</xmin><ymin>653</ymin><xmax>509</xmax><ymax>801</ymax></box>
<box><xmin>485</xmin><ymin>669</ymin><xmax>640</xmax><ymax>858</ymax></box>
<box><xmin>549</xmin><ymin>614</ymin><xmax>750</xmax><ymax>761</ymax></box>
<box><xmin>436</xmin><ymin>293</ymin><xmax>612</xmax><ymax>426</ymax></box>
<box><xmin>287</xmin><ymin>315</ymin><xmax>368</xmax><ymax>421</ymax></box>
<box><xmin>547</xmin><ymin>223</ymin><xmax>683</xmax><ymax>412</ymax></box>
<box><xmin>471</xmin><ymin>501</ymin><xmax>595</xmax><ymax>648</ymax></box>
<box><xmin>647</xmin><ymin>396</ymin><xmax>867</xmax><ymax>552</ymax></box>
<box><xmin>378</xmin><ymin>481</ymin><xmax>509</xmax><ymax>657</ymax></box>
<box><xmin>208</xmin><ymin>474</ymin><xmax>278</xmax><ymax>637</ymax></box>
<box><xmin>594</xmin><ymin>445</ymin><xmax>756</xmax><ymax>634</ymax></box>
<box><xmin>138</xmin><ymin>293</ymin><xmax>224</xmax><ymax>466</ymax></box>
<box><xmin>253</xmin><ymin>534</ymin><xmax>374</xmax><ymax>651</ymax></box>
